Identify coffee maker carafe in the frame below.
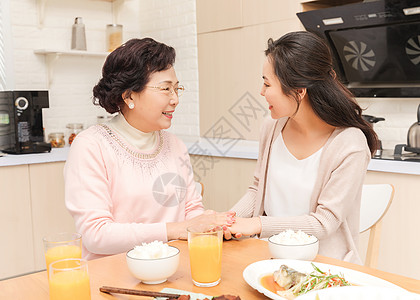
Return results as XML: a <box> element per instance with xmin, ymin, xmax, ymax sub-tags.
<box><xmin>0</xmin><ymin>91</ymin><xmax>51</xmax><ymax>154</ymax></box>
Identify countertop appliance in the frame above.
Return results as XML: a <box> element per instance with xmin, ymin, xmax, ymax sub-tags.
<box><xmin>381</xmin><ymin>148</ymin><xmax>420</xmax><ymax>162</ymax></box>
<box><xmin>362</xmin><ymin>114</ymin><xmax>385</xmax><ymax>157</ymax></box>
<box><xmin>297</xmin><ymin>0</ymin><xmax>420</xmax><ymax>97</ymax></box>
<box><xmin>395</xmin><ymin>103</ymin><xmax>420</xmax><ymax>155</ymax></box>
<box><xmin>0</xmin><ymin>91</ymin><xmax>51</xmax><ymax>154</ymax></box>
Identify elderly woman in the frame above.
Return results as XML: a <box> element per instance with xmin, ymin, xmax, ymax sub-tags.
<box><xmin>65</xmin><ymin>38</ymin><xmax>233</xmax><ymax>260</ymax></box>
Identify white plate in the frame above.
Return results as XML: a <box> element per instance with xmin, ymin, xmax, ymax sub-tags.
<box><xmin>297</xmin><ymin>286</ymin><xmax>420</xmax><ymax>300</ymax></box>
<box><xmin>242</xmin><ymin>259</ymin><xmax>406</xmax><ymax>300</ymax></box>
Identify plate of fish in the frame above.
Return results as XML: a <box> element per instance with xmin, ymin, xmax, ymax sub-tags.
<box><xmin>242</xmin><ymin>259</ymin><xmax>405</xmax><ymax>300</ymax></box>
<box><xmin>296</xmin><ymin>286</ymin><xmax>420</xmax><ymax>300</ymax></box>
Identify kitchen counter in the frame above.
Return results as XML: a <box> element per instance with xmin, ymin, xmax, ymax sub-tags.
<box><xmin>368</xmin><ymin>158</ymin><xmax>420</xmax><ymax>175</ymax></box>
<box><xmin>1</xmin><ymin>141</ymin><xmax>419</xmax><ymax>175</ymax></box>
<box><xmin>0</xmin><ymin>147</ymin><xmax>69</xmax><ymax>167</ymax></box>
<box><xmin>187</xmin><ymin>139</ymin><xmax>420</xmax><ymax>175</ymax></box>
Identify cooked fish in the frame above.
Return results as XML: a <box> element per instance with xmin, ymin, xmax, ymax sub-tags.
<box><xmin>273</xmin><ymin>265</ymin><xmax>306</xmax><ymax>289</ymax></box>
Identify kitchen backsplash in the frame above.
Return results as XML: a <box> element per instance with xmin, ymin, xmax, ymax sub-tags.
<box><xmin>357</xmin><ymin>98</ymin><xmax>420</xmax><ymax>150</ymax></box>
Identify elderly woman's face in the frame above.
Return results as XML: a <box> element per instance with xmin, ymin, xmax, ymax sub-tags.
<box><xmin>123</xmin><ymin>67</ymin><xmax>180</xmax><ymax>132</ymax></box>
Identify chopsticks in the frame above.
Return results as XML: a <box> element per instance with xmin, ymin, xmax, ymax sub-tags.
<box><xmin>100</xmin><ymin>286</ymin><xmax>182</xmax><ymax>298</ymax></box>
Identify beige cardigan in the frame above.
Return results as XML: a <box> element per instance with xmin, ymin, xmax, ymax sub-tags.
<box><xmin>231</xmin><ymin>117</ymin><xmax>371</xmax><ymax>264</ymax></box>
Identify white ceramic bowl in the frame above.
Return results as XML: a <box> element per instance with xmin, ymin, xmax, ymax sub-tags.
<box><xmin>268</xmin><ymin>234</ymin><xmax>319</xmax><ymax>261</ymax></box>
<box><xmin>126</xmin><ymin>246</ymin><xmax>180</xmax><ymax>284</ymax></box>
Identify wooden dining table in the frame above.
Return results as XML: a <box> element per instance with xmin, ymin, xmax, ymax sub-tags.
<box><xmin>2</xmin><ymin>238</ymin><xmax>420</xmax><ymax>299</ymax></box>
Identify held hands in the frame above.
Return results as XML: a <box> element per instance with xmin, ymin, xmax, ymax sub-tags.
<box><xmin>184</xmin><ymin>211</ymin><xmax>262</xmax><ymax>240</ymax></box>
<box><xmin>222</xmin><ymin>217</ymin><xmax>262</xmax><ymax>240</ymax></box>
<box><xmin>167</xmin><ymin>210</ymin><xmax>236</xmax><ymax>240</ymax></box>
<box><xmin>202</xmin><ymin>209</ymin><xmax>237</xmax><ymax>228</ymax></box>
<box><xmin>166</xmin><ymin>210</ymin><xmax>261</xmax><ymax>241</ymax></box>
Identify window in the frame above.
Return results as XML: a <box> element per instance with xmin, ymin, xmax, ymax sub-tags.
<box><xmin>0</xmin><ymin>0</ymin><xmax>13</xmax><ymax>90</ymax></box>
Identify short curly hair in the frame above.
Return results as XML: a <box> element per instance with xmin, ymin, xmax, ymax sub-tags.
<box><xmin>92</xmin><ymin>38</ymin><xmax>176</xmax><ymax>113</ymax></box>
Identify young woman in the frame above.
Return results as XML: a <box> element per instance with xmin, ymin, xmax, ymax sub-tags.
<box><xmin>65</xmin><ymin>38</ymin><xmax>233</xmax><ymax>260</ymax></box>
<box><xmin>224</xmin><ymin>31</ymin><xmax>378</xmax><ymax>264</ymax></box>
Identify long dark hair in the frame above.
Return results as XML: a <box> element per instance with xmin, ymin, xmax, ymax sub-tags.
<box><xmin>93</xmin><ymin>38</ymin><xmax>176</xmax><ymax>113</ymax></box>
<box><xmin>265</xmin><ymin>31</ymin><xmax>378</xmax><ymax>155</ymax></box>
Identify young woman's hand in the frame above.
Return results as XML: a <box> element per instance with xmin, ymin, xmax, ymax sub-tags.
<box><xmin>223</xmin><ymin>217</ymin><xmax>262</xmax><ymax>240</ymax></box>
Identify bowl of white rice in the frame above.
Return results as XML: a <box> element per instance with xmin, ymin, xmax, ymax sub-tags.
<box><xmin>126</xmin><ymin>241</ymin><xmax>180</xmax><ymax>284</ymax></box>
<box><xmin>268</xmin><ymin>230</ymin><xmax>319</xmax><ymax>261</ymax></box>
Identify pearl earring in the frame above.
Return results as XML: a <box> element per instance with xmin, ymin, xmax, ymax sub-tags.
<box><xmin>128</xmin><ymin>103</ymin><xmax>135</xmax><ymax>109</ymax></box>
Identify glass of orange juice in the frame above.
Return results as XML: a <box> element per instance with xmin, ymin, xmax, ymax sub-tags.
<box><xmin>43</xmin><ymin>232</ymin><xmax>82</xmax><ymax>275</ymax></box>
<box><xmin>187</xmin><ymin>224</ymin><xmax>223</xmax><ymax>287</ymax></box>
<box><xmin>49</xmin><ymin>258</ymin><xmax>91</xmax><ymax>300</ymax></box>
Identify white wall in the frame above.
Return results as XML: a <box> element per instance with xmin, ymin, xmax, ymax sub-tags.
<box><xmin>9</xmin><ymin>0</ymin><xmax>115</xmax><ymax>141</ymax></box>
<box><xmin>8</xmin><ymin>0</ymin><xmax>199</xmax><ymax>144</ymax></box>
<box><xmin>137</xmin><ymin>0</ymin><xmax>200</xmax><ymax>139</ymax></box>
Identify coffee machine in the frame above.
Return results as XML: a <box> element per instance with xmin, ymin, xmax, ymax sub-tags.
<box><xmin>0</xmin><ymin>90</ymin><xmax>51</xmax><ymax>154</ymax></box>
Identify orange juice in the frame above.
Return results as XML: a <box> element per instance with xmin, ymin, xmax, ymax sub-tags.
<box><xmin>45</xmin><ymin>245</ymin><xmax>82</xmax><ymax>273</ymax></box>
<box><xmin>188</xmin><ymin>234</ymin><xmax>222</xmax><ymax>284</ymax></box>
<box><xmin>49</xmin><ymin>269</ymin><xmax>91</xmax><ymax>300</ymax></box>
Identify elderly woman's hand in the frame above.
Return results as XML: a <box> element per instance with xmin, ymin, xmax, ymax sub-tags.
<box><xmin>167</xmin><ymin>210</ymin><xmax>236</xmax><ymax>240</ymax></box>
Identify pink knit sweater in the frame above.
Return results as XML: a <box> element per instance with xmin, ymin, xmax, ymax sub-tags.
<box><xmin>231</xmin><ymin>117</ymin><xmax>371</xmax><ymax>264</ymax></box>
<box><xmin>64</xmin><ymin>124</ymin><xmax>204</xmax><ymax>260</ymax></box>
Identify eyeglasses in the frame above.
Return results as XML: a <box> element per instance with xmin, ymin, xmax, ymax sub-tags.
<box><xmin>145</xmin><ymin>84</ymin><xmax>185</xmax><ymax>97</ymax></box>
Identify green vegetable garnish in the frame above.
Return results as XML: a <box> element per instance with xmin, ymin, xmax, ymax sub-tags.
<box><xmin>290</xmin><ymin>263</ymin><xmax>350</xmax><ymax>296</ymax></box>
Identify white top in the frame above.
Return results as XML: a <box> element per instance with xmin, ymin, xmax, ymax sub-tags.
<box><xmin>264</xmin><ymin>133</ymin><xmax>323</xmax><ymax>217</ymax></box>
<box><xmin>107</xmin><ymin>113</ymin><xmax>157</xmax><ymax>150</ymax></box>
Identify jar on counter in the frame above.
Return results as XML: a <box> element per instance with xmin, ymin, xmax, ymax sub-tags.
<box><xmin>66</xmin><ymin>123</ymin><xmax>84</xmax><ymax>145</ymax></box>
<box><xmin>48</xmin><ymin>132</ymin><xmax>65</xmax><ymax>148</ymax></box>
<box><xmin>106</xmin><ymin>24</ymin><xmax>123</xmax><ymax>52</ymax></box>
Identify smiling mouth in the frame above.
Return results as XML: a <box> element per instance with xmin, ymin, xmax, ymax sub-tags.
<box><xmin>162</xmin><ymin>112</ymin><xmax>173</xmax><ymax>118</ymax></box>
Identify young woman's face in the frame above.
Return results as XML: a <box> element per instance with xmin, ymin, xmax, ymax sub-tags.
<box><xmin>124</xmin><ymin>67</ymin><xmax>180</xmax><ymax>132</ymax></box>
<box><xmin>260</xmin><ymin>57</ymin><xmax>298</xmax><ymax>119</ymax></box>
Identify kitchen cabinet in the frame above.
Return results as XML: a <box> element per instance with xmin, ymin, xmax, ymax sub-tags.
<box><xmin>197</xmin><ymin>0</ymin><xmax>302</xmax><ymax>141</ymax></box>
<box><xmin>197</xmin><ymin>18</ymin><xmax>301</xmax><ymax>139</ymax></box>
<box><xmin>0</xmin><ymin>162</ymin><xmax>75</xmax><ymax>279</ymax></box>
<box><xmin>241</xmin><ymin>0</ymin><xmax>302</xmax><ymax>27</ymax></box>
<box><xmin>196</xmin><ymin>0</ymin><xmax>243</xmax><ymax>34</ymax></box>
<box><xmin>359</xmin><ymin>171</ymin><xmax>420</xmax><ymax>280</ymax></box>
<box><xmin>190</xmin><ymin>155</ymin><xmax>257</xmax><ymax>211</ymax></box>
<box><xmin>29</xmin><ymin>162</ymin><xmax>76</xmax><ymax>271</ymax></box>
<box><xmin>0</xmin><ymin>165</ymin><xmax>35</xmax><ymax>279</ymax></box>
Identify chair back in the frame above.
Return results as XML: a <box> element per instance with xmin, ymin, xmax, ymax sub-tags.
<box><xmin>359</xmin><ymin>184</ymin><xmax>394</xmax><ymax>268</ymax></box>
